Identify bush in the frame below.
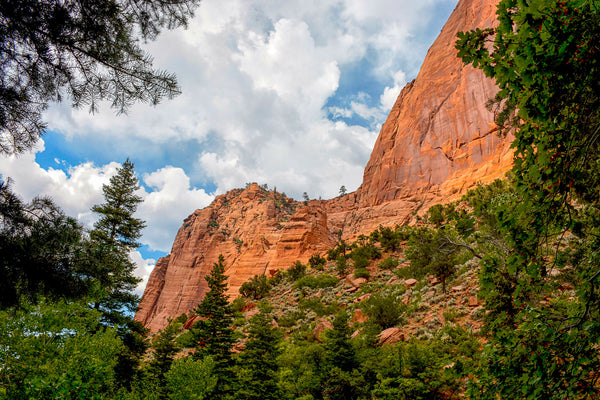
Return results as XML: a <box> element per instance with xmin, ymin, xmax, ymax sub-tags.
<box><xmin>308</xmin><ymin>254</ymin><xmax>326</xmax><ymax>270</ymax></box>
<box><xmin>427</xmin><ymin>204</ymin><xmax>446</xmax><ymax>227</ymax></box>
<box><xmin>353</xmin><ymin>268</ymin><xmax>370</xmax><ymax>279</ymax></box>
<box><xmin>362</xmin><ymin>292</ymin><xmax>404</xmax><ymax>329</ymax></box>
<box><xmin>376</xmin><ymin>226</ymin><xmax>401</xmax><ymax>252</ymax></box>
<box><xmin>277</xmin><ymin>310</ymin><xmax>306</xmax><ymax>328</ymax></box>
<box><xmin>327</xmin><ymin>247</ymin><xmax>340</xmax><ymax>261</ymax></box>
<box><xmin>335</xmin><ymin>255</ymin><xmax>348</xmax><ymax>276</ymax></box>
<box><xmin>378</xmin><ymin>256</ymin><xmax>400</xmax><ymax>271</ymax></box>
<box><xmin>239</xmin><ymin>274</ymin><xmax>271</xmax><ymax>300</ymax></box>
<box><xmin>287</xmin><ymin>261</ymin><xmax>307</xmax><ymax>281</ymax></box>
<box><xmin>353</xmin><ymin>254</ymin><xmax>369</xmax><ymax>269</ymax></box>
<box><xmin>350</xmin><ymin>244</ymin><xmax>381</xmax><ymax>261</ymax></box>
<box><xmin>294</xmin><ymin>274</ymin><xmax>339</xmax><ymax>290</ymax></box>
<box><xmin>299</xmin><ymin>298</ymin><xmax>340</xmax><ymax>316</ymax></box>
<box><xmin>165</xmin><ymin>356</ymin><xmax>217</xmax><ymax>400</ymax></box>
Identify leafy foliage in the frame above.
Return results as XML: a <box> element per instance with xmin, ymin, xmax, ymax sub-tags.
<box><xmin>287</xmin><ymin>260</ymin><xmax>307</xmax><ymax>281</ymax></box>
<box><xmin>0</xmin><ymin>181</ymin><xmax>88</xmax><ymax>308</ymax></box>
<box><xmin>239</xmin><ymin>274</ymin><xmax>271</xmax><ymax>300</ymax></box>
<box><xmin>309</xmin><ymin>254</ymin><xmax>327</xmax><ymax>270</ymax></box>
<box><xmin>294</xmin><ymin>274</ymin><xmax>339</xmax><ymax>290</ymax></box>
<box><xmin>457</xmin><ymin>1</ymin><xmax>600</xmax><ymax>397</ymax></box>
<box><xmin>0</xmin><ymin>300</ymin><xmax>124</xmax><ymax>399</ymax></box>
<box><xmin>361</xmin><ymin>292</ymin><xmax>405</xmax><ymax>329</ymax></box>
<box><xmin>165</xmin><ymin>356</ymin><xmax>217</xmax><ymax>400</ymax></box>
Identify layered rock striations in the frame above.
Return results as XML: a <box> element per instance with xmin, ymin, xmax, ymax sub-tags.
<box><xmin>136</xmin><ymin>0</ymin><xmax>514</xmax><ymax>332</ymax></box>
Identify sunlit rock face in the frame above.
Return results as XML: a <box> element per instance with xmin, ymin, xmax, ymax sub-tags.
<box><xmin>136</xmin><ymin>0</ymin><xmax>513</xmax><ymax>333</ymax></box>
<box><xmin>324</xmin><ymin>0</ymin><xmax>512</xmax><ymax>238</ymax></box>
<box><xmin>136</xmin><ymin>184</ymin><xmax>334</xmax><ymax>333</ymax></box>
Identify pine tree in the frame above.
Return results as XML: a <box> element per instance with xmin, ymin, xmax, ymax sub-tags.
<box><xmin>0</xmin><ymin>180</ymin><xmax>88</xmax><ymax>308</ymax></box>
<box><xmin>192</xmin><ymin>254</ymin><xmax>236</xmax><ymax>398</ymax></box>
<box><xmin>0</xmin><ymin>0</ymin><xmax>201</xmax><ymax>155</ymax></box>
<box><xmin>150</xmin><ymin>318</ymin><xmax>182</xmax><ymax>398</ymax></box>
<box><xmin>236</xmin><ymin>305</ymin><xmax>283</xmax><ymax>400</ymax></box>
<box><xmin>91</xmin><ymin>159</ymin><xmax>145</xmax><ymax>250</ymax></box>
<box><xmin>87</xmin><ymin>159</ymin><xmax>145</xmax><ymax>323</ymax></box>
<box><xmin>322</xmin><ymin>311</ymin><xmax>365</xmax><ymax>400</ymax></box>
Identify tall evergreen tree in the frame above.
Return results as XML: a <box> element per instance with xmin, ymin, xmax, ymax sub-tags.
<box><xmin>0</xmin><ymin>180</ymin><xmax>88</xmax><ymax>308</ymax></box>
<box><xmin>322</xmin><ymin>311</ymin><xmax>365</xmax><ymax>400</ymax></box>
<box><xmin>150</xmin><ymin>318</ymin><xmax>183</xmax><ymax>399</ymax></box>
<box><xmin>87</xmin><ymin>158</ymin><xmax>145</xmax><ymax>323</ymax></box>
<box><xmin>236</xmin><ymin>305</ymin><xmax>283</xmax><ymax>400</ymax></box>
<box><xmin>192</xmin><ymin>254</ymin><xmax>236</xmax><ymax>398</ymax></box>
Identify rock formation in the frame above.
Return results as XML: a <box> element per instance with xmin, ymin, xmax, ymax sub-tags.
<box><xmin>136</xmin><ymin>184</ymin><xmax>334</xmax><ymax>332</ymax></box>
<box><xmin>136</xmin><ymin>0</ymin><xmax>514</xmax><ymax>333</ymax></box>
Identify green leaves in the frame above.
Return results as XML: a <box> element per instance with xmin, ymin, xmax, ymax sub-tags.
<box><xmin>458</xmin><ymin>1</ymin><xmax>600</xmax><ymax>397</ymax></box>
<box><xmin>0</xmin><ymin>300</ymin><xmax>124</xmax><ymax>399</ymax></box>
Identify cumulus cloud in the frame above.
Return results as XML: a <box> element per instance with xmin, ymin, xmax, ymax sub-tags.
<box><xmin>39</xmin><ymin>0</ymin><xmax>455</xmax><ymax>201</ymax></box>
<box><xmin>0</xmin><ymin>142</ymin><xmax>118</xmax><ymax>226</ymax></box>
<box><xmin>0</xmin><ymin>144</ymin><xmax>213</xmax><ymax>252</ymax></box>
<box><xmin>380</xmin><ymin>70</ymin><xmax>408</xmax><ymax>112</ymax></box>
<box><xmin>139</xmin><ymin>166</ymin><xmax>214</xmax><ymax>252</ymax></box>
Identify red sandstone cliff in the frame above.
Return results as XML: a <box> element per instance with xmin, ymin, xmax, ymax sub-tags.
<box><xmin>136</xmin><ymin>0</ymin><xmax>513</xmax><ymax>333</ymax></box>
<box><xmin>136</xmin><ymin>184</ymin><xmax>334</xmax><ymax>332</ymax></box>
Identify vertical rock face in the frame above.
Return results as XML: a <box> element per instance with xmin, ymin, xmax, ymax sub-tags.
<box><xmin>355</xmin><ymin>0</ymin><xmax>510</xmax><ymax>208</ymax></box>
<box><xmin>136</xmin><ymin>0</ymin><xmax>513</xmax><ymax>333</ymax></box>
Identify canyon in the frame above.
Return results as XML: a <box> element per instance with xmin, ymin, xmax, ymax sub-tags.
<box><xmin>136</xmin><ymin>0</ymin><xmax>513</xmax><ymax>333</ymax></box>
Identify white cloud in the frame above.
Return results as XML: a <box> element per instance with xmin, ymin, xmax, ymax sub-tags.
<box><xmin>236</xmin><ymin>18</ymin><xmax>340</xmax><ymax>114</ymax></box>
<box><xmin>130</xmin><ymin>250</ymin><xmax>157</xmax><ymax>295</ymax></box>
<box><xmin>380</xmin><ymin>70</ymin><xmax>408</xmax><ymax>112</ymax></box>
<box><xmin>0</xmin><ymin>142</ymin><xmax>118</xmax><ymax>227</ymax></box>
<box><xmin>38</xmin><ymin>0</ymin><xmax>455</xmax><ymax>203</ymax></box>
<box><xmin>139</xmin><ymin>167</ymin><xmax>214</xmax><ymax>252</ymax></box>
<box><xmin>0</xmin><ymin>143</ymin><xmax>214</xmax><ymax>253</ymax></box>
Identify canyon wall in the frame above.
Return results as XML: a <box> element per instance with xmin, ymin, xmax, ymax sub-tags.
<box><xmin>136</xmin><ymin>0</ymin><xmax>513</xmax><ymax>333</ymax></box>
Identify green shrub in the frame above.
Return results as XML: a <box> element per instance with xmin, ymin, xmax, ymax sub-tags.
<box><xmin>269</xmin><ymin>270</ymin><xmax>284</xmax><ymax>286</ymax></box>
<box><xmin>294</xmin><ymin>274</ymin><xmax>339</xmax><ymax>290</ymax></box>
<box><xmin>327</xmin><ymin>247</ymin><xmax>340</xmax><ymax>261</ymax></box>
<box><xmin>378</xmin><ymin>256</ymin><xmax>399</xmax><ymax>270</ymax></box>
<box><xmin>239</xmin><ymin>274</ymin><xmax>271</xmax><ymax>300</ymax></box>
<box><xmin>350</xmin><ymin>244</ymin><xmax>381</xmax><ymax>261</ymax></box>
<box><xmin>353</xmin><ymin>268</ymin><xmax>370</xmax><ymax>279</ymax></box>
<box><xmin>427</xmin><ymin>204</ymin><xmax>445</xmax><ymax>227</ymax></box>
<box><xmin>353</xmin><ymin>254</ymin><xmax>369</xmax><ymax>270</ymax></box>
<box><xmin>335</xmin><ymin>255</ymin><xmax>348</xmax><ymax>276</ymax></box>
<box><xmin>376</xmin><ymin>226</ymin><xmax>401</xmax><ymax>252</ymax></box>
<box><xmin>277</xmin><ymin>310</ymin><xmax>305</xmax><ymax>328</ymax></box>
<box><xmin>165</xmin><ymin>356</ymin><xmax>217</xmax><ymax>400</ymax></box>
<box><xmin>299</xmin><ymin>298</ymin><xmax>340</xmax><ymax>316</ymax></box>
<box><xmin>287</xmin><ymin>261</ymin><xmax>307</xmax><ymax>281</ymax></box>
<box><xmin>362</xmin><ymin>292</ymin><xmax>405</xmax><ymax>329</ymax></box>
<box><xmin>308</xmin><ymin>254</ymin><xmax>326</xmax><ymax>270</ymax></box>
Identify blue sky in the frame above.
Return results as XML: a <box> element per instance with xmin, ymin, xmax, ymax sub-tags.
<box><xmin>0</xmin><ymin>0</ymin><xmax>457</xmax><ymax>292</ymax></box>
